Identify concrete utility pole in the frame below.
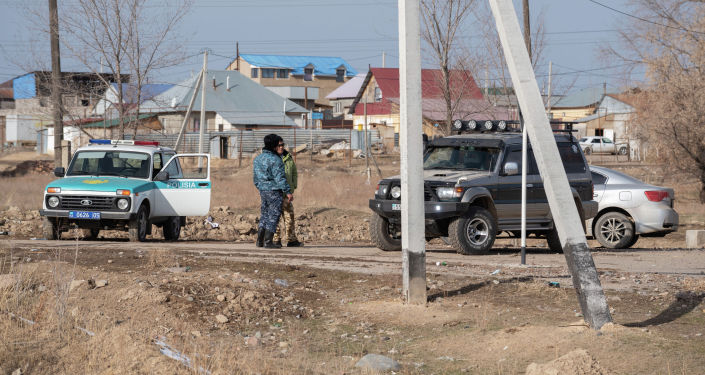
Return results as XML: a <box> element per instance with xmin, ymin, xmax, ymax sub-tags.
<box><xmin>49</xmin><ymin>0</ymin><xmax>63</xmax><ymax>167</ymax></box>
<box><xmin>363</xmin><ymin>92</ymin><xmax>371</xmax><ymax>184</ymax></box>
<box><xmin>174</xmin><ymin>70</ymin><xmax>203</xmax><ymax>152</ymax></box>
<box><xmin>523</xmin><ymin>0</ymin><xmax>531</xmax><ymax>61</ymax></box>
<box><xmin>198</xmin><ymin>51</ymin><xmax>208</xmax><ymax>154</ymax></box>
<box><xmin>398</xmin><ymin>0</ymin><xmax>426</xmax><ymax>304</ymax></box>
<box><xmin>489</xmin><ymin>0</ymin><xmax>611</xmax><ymax>329</ymax></box>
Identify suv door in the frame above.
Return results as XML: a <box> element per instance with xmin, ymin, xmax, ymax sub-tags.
<box><xmin>496</xmin><ymin>148</ymin><xmax>542</xmax><ymax>225</ymax></box>
<box><xmin>153</xmin><ymin>154</ymin><xmax>211</xmax><ymax>216</ymax></box>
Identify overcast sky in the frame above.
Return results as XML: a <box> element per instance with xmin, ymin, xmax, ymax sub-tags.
<box><xmin>0</xmin><ymin>0</ymin><xmax>640</xmax><ymax>94</ymax></box>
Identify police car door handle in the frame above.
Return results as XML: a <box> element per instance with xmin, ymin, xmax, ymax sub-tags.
<box><xmin>526</xmin><ymin>184</ymin><xmax>533</xmax><ymax>188</ymax></box>
<box><xmin>198</xmin><ymin>182</ymin><xmax>208</xmax><ymax>187</ymax></box>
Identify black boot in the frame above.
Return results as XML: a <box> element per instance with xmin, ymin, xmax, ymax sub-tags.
<box><xmin>256</xmin><ymin>227</ymin><xmax>265</xmax><ymax>247</ymax></box>
<box><xmin>263</xmin><ymin>230</ymin><xmax>281</xmax><ymax>248</ymax></box>
<box><xmin>286</xmin><ymin>240</ymin><xmax>302</xmax><ymax>247</ymax></box>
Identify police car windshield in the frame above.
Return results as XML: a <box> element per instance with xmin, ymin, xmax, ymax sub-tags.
<box><xmin>67</xmin><ymin>151</ymin><xmax>151</xmax><ymax>178</ymax></box>
<box><xmin>423</xmin><ymin>146</ymin><xmax>500</xmax><ymax>171</ymax></box>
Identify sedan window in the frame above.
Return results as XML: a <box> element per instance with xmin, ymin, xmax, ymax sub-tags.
<box><xmin>592</xmin><ymin>139</ymin><xmax>601</xmax><ymax>144</ymax></box>
<box><xmin>591</xmin><ymin>171</ymin><xmax>608</xmax><ymax>185</ymax></box>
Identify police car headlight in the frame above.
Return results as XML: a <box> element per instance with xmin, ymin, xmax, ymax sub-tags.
<box><xmin>390</xmin><ymin>186</ymin><xmax>401</xmax><ymax>199</ymax></box>
<box><xmin>117</xmin><ymin>198</ymin><xmax>129</xmax><ymax>210</ymax></box>
<box><xmin>47</xmin><ymin>196</ymin><xmax>60</xmax><ymax>208</ymax></box>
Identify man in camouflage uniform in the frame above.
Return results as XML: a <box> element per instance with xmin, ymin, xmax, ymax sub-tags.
<box><xmin>253</xmin><ymin>134</ymin><xmax>292</xmax><ymax>248</ymax></box>
<box><xmin>274</xmin><ymin>145</ymin><xmax>302</xmax><ymax>247</ymax></box>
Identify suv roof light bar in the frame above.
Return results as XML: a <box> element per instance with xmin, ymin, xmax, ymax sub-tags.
<box><xmin>89</xmin><ymin>139</ymin><xmax>160</xmax><ymax>146</ymax></box>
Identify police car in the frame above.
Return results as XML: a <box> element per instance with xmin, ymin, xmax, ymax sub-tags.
<box><xmin>39</xmin><ymin>139</ymin><xmax>211</xmax><ymax>241</ymax></box>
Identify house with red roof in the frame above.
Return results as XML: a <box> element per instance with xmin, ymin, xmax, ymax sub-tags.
<box><xmin>349</xmin><ymin>68</ymin><xmax>510</xmax><ymax>141</ymax></box>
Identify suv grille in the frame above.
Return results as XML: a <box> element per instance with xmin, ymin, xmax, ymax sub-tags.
<box><xmin>60</xmin><ymin>195</ymin><xmax>116</xmax><ymax>210</ymax></box>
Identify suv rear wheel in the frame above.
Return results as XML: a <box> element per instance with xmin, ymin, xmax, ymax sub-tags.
<box><xmin>370</xmin><ymin>213</ymin><xmax>401</xmax><ymax>251</ymax></box>
<box><xmin>448</xmin><ymin>206</ymin><xmax>497</xmax><ymax>255</ymax></box>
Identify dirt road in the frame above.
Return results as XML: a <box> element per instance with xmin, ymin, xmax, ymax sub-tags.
<box><xmin>7</xmin><ymin>239</ymin><xmax>704</xmax><ymax>291</ymax></box>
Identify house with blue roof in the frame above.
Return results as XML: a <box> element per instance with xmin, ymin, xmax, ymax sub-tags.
<box><xmin>226</xmin><ymin>53</ymin><xmax>357</xmax><ymax>110</ymax></box>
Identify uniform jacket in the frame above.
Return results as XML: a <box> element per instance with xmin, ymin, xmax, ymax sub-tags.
<box><xmin>281</xmin><ymin>151</ymin><xmax>297</xmax><ymax>191</ymax></box>
<box><xmin>253</xmin><ymin>149</ymin><xmax>291</xmax><ymax>194</ymax></box>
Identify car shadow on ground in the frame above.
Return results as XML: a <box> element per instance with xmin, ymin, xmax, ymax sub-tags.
<box><xmin>623</xmin><ymin>291</ymin><xmax>705</xmax><ymax>327</ymax></box>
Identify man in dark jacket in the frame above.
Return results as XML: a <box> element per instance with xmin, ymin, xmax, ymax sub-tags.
<box><xmin>253</xmin><ymin>134</ymin><xmax>292</xmax><ymax>248</ymax></box>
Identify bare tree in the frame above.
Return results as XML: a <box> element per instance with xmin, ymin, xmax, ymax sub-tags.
<box><xmin>420</xmin><ymin>0</ymin><xmax>476</xmax><ymax>135</ymax></box>
<box><xmin>606</xmin><ymin>0</ymin><xmax>705</xmax><ymax>202</ymax></box>
<box><xmin>59</xmin><ymin>0</ymin><xmax>191</xmax><ymax>139</ymax></box>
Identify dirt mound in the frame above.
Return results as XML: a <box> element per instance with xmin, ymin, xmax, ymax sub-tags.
<box><xmin>0</xmin><ymin>160</ymin><xmax>53</xmax><ymax>177</ymax></box>
<box><xmin>526</xmin><ymin>349</ymin><xmax>613</xmax><ymax>375</ymax></box>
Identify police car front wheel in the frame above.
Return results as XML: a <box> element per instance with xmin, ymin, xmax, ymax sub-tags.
<box><xmin>129</xmin><ymin>205</ymin><xmax>149</xmax><ymax>242</ymax></box>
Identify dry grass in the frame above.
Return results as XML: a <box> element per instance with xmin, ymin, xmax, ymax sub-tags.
<box><xmin>0</xmin><ymin>174</ymin><xmax>55</xmax><ymax>211</ymax></box>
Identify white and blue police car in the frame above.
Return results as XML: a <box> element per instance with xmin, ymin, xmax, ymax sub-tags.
<box><xmin>40</xmin><ymin>139</ymin><xmax>211</xmax><ymax>241</ymax></box>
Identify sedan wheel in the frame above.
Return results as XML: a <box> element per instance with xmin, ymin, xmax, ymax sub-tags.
<box><xmin>595</xmin><ymin>212</ymin><xmax>635</xmax><ymax>249</ymax></box>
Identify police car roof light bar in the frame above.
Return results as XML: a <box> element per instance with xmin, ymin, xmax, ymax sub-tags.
<box><xmin>89</xmin><ymin>139</ymin><xmax>159</xmax><ymax>146</ymax></box>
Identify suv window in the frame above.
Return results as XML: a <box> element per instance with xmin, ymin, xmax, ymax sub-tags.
<box><xmin>557</xmin><ymin>142</ymin><xmax>587</xmax><ymax>173</ymax></box>
<box><xmin>424</xmin><ymin>146</ymin><xmax>500</xmax><ymax>171</ymax></box>
<box><xmin>162</xmin><ymin>155</ymin><xmax>182</xmax><ymax>178</ymax></box>
<box><xmin>591</xmin><ymin>139</ymin><xmax>601</xmax><ymax>144</ymax></box>
<box><xmin>602</xmin><ymin>138</ymin><xmax>613</xmax><ymax>144</ymax></box>
<box><xmin>502</xmin><ymin>149</ymin><xmax>539</xmax><ymax>175</ymax></box>
<box><xmin>152</xmin><ymin>153</ymin><xmax>162</xmax><ymax>179</ymax></box>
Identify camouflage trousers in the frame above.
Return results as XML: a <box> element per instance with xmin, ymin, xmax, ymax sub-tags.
<box><xmin>274</xmin><ymin>195</ymin><xmax>298</xmax><ymax>243</ymax></box>
<box><xmin>258</xmin><ymin>190</ymin><xmax>283</xmax><ymax>232</ymax></box>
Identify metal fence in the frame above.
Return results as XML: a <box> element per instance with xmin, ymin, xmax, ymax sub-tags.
<box><xmin>130</xmin><ymin>128</ymin><xmax>381</xmax><ymax>159</ymax></box>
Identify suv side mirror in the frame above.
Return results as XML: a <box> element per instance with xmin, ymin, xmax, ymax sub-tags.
<box><xmin>154</xmin><ymin>171</ymin><xmax>169</xmax><ymax>181</ymax></box>
<box><xmin>54</xmin><ymin>167</ymin><xmax>65</xmax><ymax>177</ymax></box>
<box><xmin>503</xmin><ymin>162</ymin><xmax>519</xmax><ymax>176</ymax></box>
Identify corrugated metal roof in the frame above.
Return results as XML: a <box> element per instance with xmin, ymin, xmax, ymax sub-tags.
<box><xmin>109</xmin><ymin>83</ymin><xmax>173</xmax><ymax>104</ymax></box>
<box><xmin>552</xmin><ymin>86</ymin><xmax>610</xmax><ymax>108</ymax></box>
<box><xmin>326</xmin><ymin>73</ymin><xmax>366</xmax><ymax>99</ymax></box>
<box><xmin>82</xmin><ymin>114</ymin><xmax>156</xmax><ymax>128</ymax></box>
<box><xmin>141</xmin><ymin>70</ymin><xmax>307</xmax><ymax>126</ymax></box>
<box><xmin>239</xmin><ymin>54</ymin><xmax>357</xmax><ymax>76</ymax></box>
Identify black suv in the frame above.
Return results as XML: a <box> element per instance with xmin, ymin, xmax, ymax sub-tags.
<box><xmin>369</xmin><ymin>131</ymin><xmax>597</xmax><ymax>254</ymax></box>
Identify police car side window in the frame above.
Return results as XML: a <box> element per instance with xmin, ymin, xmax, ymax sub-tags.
<box><xmin>152</xmin><ymin>153</ymin><xmax>162</xmax><ymax>179</ymax></box>
<box><xmin>162</xmin><ymin>155</ymin><xmax>182</xmax><ymax>179</ymax></box>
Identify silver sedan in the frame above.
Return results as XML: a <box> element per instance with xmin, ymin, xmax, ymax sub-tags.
<box><xmin>587</xmin><ymin>165</ymin><xmax>679</xmax><ymax>249</ymax></box>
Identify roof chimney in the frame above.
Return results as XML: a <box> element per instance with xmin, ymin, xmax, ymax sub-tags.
<box><xmin>226</xmin><ymin>76</ymin><xmax>230</xmax><ymax>91</ymax></box>
<box><xmin>212</xmin><ymin>75</ymin><xmax>216</xmax><ymax>90</ymax></box>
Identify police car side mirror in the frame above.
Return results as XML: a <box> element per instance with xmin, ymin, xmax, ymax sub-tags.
<box><xmin>503</xmin><ymin>162</ymin><xmax>519</xmax><ymax>176</ymax></box>
<box><xmin>154</xmin><ymin>171</ymin><xmax>169</xmax><ymax>181</ymax></box>
<box><xmin>54</xmin><ymin>167</ymin><xmax>65</xmax><ymax>177</ymax></box>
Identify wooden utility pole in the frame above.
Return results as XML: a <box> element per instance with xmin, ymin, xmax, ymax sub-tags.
<box><xmin>49</xmin><ymin>0</ymin><xmax>63</xmax><ymax>167</ymax></box>
<box><xmin>398</xmin><ymin>0</ymin><xmax>426</xmax><ymax>305</ymax></box>
<box><xmin>490</xmin><ymin>0</ymin><xmax>612</xmax><ymax>330</ymax></box>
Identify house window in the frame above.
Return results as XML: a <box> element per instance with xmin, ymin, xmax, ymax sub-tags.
<box><xmin>374</xmin><ymin>87</ymin><xmax>382</xmax><ymax>102</ymax></box>
<box><xmin>262</xmin><ymin>68</ymin><xmax>275</xmax><ymax>78</ymax></box>
<box><xmin>251</xmin><ymin>68</ymin><xmax>258</xmax><ymax>78</ymax></box>
<box><xmin>595</xmin><ymin>128</ymin><xmax>604</xmax><ymax>136</ymax></box>
<box><xmin>335</xmin><ymin>101</ymin><xmax>342</xmax><ymax>113</ymax></box>
<box><xmin>304</xmin><ymin>68</ymin><xmax>314</xmax><ymax>81</ymax></box>
<box><xmin>336</xmin><ymin>68</ymin><xmax>345</xmax><ymax>82</ymax></box>
<box><xmin>193</xmin><ymin>119</ymin><xmax>200</xmax><ymax>132</ymax></box>
<box><xmin>277</xmin><ymin>69</ymin><xmax>288</xmax><ymax>79</ymax></box>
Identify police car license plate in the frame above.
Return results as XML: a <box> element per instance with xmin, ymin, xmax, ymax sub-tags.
<box><xmin>391</xmin><ymin>203</ymin><xmax>401</xmax><ymax>211</ymax></box>
<box><xmin>69</xmin><ymin>211</ymin><xmax>101</xmax><ymax>220</ymax></box>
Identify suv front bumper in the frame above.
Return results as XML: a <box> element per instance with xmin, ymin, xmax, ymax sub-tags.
<box><xmin>40</xmin><ymin>209</ymin><xmax>136</xmax><ymax>220</ymax></box>
<box><xmin>369</xmin><ymin>199</ymin><xmax>470</xmax><ymax>220</ymax></box>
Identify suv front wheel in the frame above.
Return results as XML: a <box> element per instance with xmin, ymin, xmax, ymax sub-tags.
<box><xmin>448</xmin><ymin>206</ymin><xmax>497</xmax><ymax>255</ymax></box>
<box><xmin>370</xmin><ymin>213</ymin><xmax>402</xmax><ymax>251</ymax></box>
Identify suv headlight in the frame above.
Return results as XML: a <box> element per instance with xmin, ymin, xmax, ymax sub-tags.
<box><xmin>47</xmin><ymin>196</ymin><xmax>60</xmax><ymax>208</ymax></box>
<box><xmin>117</xmin><ymin>198</ymin><xmax>129</xmax><ymax>210</ymax></box>
<box><xmin>377</xmin><ymin>184</ymin><xmax>388</xmax><ymax>197</ymax></box>
<box><xmin>436</xmin><ymin>187</ymin><xmax>464</xmax><ymax>200</ymax></box>
<box><xmin>390</xmin><ymin>186</ymin><xmax>401</xmax><ymax>199</ymax></box>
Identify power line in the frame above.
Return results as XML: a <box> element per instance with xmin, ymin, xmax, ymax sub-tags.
<box><xmin>586</xmin><ymin>0</ymin><xmax>705</xmax><ymax>35</ymax></box>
